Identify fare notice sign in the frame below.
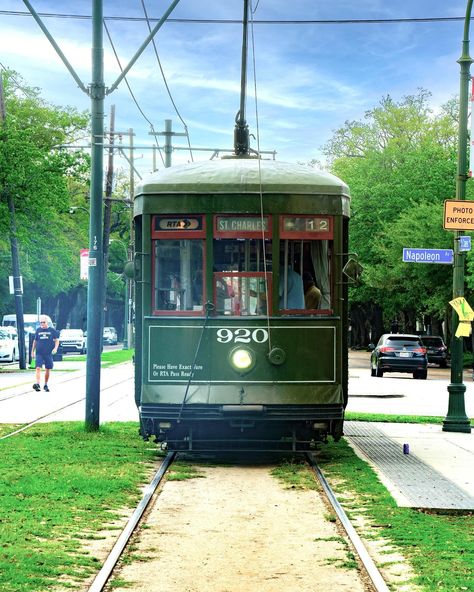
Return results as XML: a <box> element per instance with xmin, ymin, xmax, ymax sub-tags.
<box><xmin>444</xmin><ymin>200</ymin><xmax>474</xmax><ymax>230</ymax></box>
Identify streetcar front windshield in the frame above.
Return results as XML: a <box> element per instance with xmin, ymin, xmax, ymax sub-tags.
<box><xmin>213</xmin><ymin>238</ymin><xmax>272</xmax><ymax>316</ymax></box>
<box><xmin>279</xmin><ymin>239</ymin><xmax>332</xmax><ymax>312</ymax></box>
<box><xmin>153</xmin><ymin>239</ymin><xmax>204</xmax><ymax>311</ymax></box>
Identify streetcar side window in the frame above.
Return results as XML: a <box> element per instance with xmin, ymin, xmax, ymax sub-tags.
<box><xmin>153</xmin><ymin>239</ymin><xmax>204</xmax><ymax>312</ymax></box>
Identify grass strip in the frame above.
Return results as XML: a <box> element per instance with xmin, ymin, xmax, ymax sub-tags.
<box><xmin>63</xmin><ymin>348</ymin><xmax>134</xmax><ymax>367</ymax></box>
<box><xmin>318</xmin><ymin>438</ymin><xmax>474</xmax><ymax>591</ymax></box>
<box><xmin>0</xmin><ymin>349</ymin><xmax>134</xmax><ymax>379</ymax></box>
<box><xmin>0</xmin><ymin>422</ymin><xmax>157</xmax><ymax>592</ymax></box>
<box><xmin>345</xmin><ymin>411</ymin><xmax>474</xmax><ymax>426</ymax></box>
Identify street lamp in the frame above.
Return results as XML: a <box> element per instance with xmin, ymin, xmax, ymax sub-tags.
<box><xmin>443</xmin><ymin>0</ymin><xmax>472</xmax><ymax>434</ymax></box>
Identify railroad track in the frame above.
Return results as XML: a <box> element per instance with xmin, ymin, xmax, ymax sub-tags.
<box><xmin>88</xmin><ymin>452</ymin><xmax>176</xmax><ymax>592</ymax></box>
<box><xmin>83</xmin><ymin>453</ymin><xmax>390</xmax><ymax>592</ymax></box>
<box><xmin>306</xmin><ymin>452</ymin><xmax>390</xmax><ymax>592</ymax></box>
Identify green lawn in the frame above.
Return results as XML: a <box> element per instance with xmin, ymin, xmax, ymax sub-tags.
<box><xmin>319</xmin><ymin>438</ymin><xmax>474</xmax><ymax>591</ymax></box>
<box><xmin>1</xmin><ymin>404</ymin><xmax>472</xmax><ymax>591</ymax></box>
<box><xmin>0</xmin><ymin>423</ymin><xmax>157</xmax><ymax>592</ymax></box>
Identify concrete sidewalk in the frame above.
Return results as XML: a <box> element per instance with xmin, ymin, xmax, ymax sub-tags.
<box><xmin>345</xmin><ymin>421</ymin><xmax>474</xmax><ymax>510</ymax></box>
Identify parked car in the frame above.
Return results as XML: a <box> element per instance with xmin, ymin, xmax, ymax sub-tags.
<box><xmin>103</xmin><ymin>326</ymin><xmax>118</xmax><ymax>345</ymax></box>
<box><xmin>59</xmin><ymin>329</ymin><xmax>87</xmax><ymax>354</ymax></box>
<box><xmin>2</xmin><ymin>313</ymin><xmax>53</xmax><ymax>334</ymax></box>
<box><xmin>0</xmin><ymin>327</ymin><xmax>19</xmax><ymax>363</ymax></box>
<box><xmin>370</xmin><ymin>333</ymin><xmax>428</xmax><ymax>379</ymax></box>
<box><xmin>419</xmin><ymin>335</ymin><xmax>449</xmax><ymax>368</ymax></box>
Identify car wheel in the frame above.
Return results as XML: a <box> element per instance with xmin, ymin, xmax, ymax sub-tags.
<box><xmin>440</xmin><ymin>361</ymin><xmax>447</xmax><ymax>368</ymax></box>
<box><xmin>419</xmin><ymin>369</ymin><xmax>427</xmax><ymax>380</ymax></box>
<box><xmin>376</xmin><ymin>365</ymin><xmax>383</xmax><ymax>377</ymax></box>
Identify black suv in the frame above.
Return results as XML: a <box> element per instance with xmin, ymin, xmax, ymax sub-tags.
<box><xmin>420</xmin><ymin>336</ymin><xmax>449</xmax><ymax>368</ymax></box>
<box><xmin>370</xmin><ymin>334</ymin><xmax>428</xmax><ymax>379</ymax></box>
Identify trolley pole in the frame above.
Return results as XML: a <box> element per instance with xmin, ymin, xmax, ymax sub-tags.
<box><xmin>443</xmin><ymin>0</ymin><xmax>472</xmax><ymax>434</ymax></box>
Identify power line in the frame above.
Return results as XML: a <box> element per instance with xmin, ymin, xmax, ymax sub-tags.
<box><xmin>103</xmin><ymin>19</ymin><xmax>165</xmax><ymax>168</ymax></box>
<box><xmin>140</xmin><ymin>0</ymin><xmax>193</xmax><ymax>162</ymax></box>
<box><xmin>0</xmin><ymin>10</ymin><xmax>472</xmax><ymax>25</ymax></box>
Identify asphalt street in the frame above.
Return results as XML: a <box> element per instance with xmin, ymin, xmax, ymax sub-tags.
<box><xmin>0</xmin><ymin>350</ymin><xmax>473</xmax><ymax>421</ymax></box>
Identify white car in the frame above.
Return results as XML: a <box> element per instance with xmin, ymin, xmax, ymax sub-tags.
<box><xmin>59</xmin><ymin>329</ymin><xmax>87</xmax><ymax>354</ymax></box>
<box><xmin>0</xmin><ymin>327</ymin><xmax>19</xmax><ymax>363</ymax></box>
<box><xmin>103</xmin><ymin>326</ymin><xmax>118</xmax><ymax>345</ymax></box>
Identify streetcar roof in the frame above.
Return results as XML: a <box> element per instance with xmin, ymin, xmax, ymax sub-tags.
<box><xmin>135</xmin><ymin>159</ymin><xmax>350</xmax><ymax>197</ymax></box>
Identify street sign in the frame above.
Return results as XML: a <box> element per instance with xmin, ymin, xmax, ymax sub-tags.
<box><xmin>444</xmin><ymin>200</ymin><xmax>474</xmax><ymax>230</ymax></box>
<box><xmin>402</xmin><ymin>248</ymin><xmax>453</xmax><ymax>264</ymax></box>
<box><xmin>459</xmin><ymin>236</ymin><xmax>471</xmax><ymax>252</ymax></box>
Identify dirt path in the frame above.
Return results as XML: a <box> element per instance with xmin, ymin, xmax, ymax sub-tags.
<box><xmin>107</xmin><ymin>463</ymin><xmax>370</xmax><ymax>592</ymax></box>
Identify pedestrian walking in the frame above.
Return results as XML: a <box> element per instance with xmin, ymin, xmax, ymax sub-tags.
<box><xmin>31</xmin><ymin>315</ymin><xmax>59</xmax><ymax>392</ymax></box>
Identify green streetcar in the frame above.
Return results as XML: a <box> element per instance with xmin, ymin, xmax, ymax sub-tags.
<box><xmin>132</xmin><ymin>157</ymin><xmax>353</xmax><ymax>451</ymax></box>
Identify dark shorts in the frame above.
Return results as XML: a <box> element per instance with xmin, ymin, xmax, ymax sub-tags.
<box><xmin>35</xmin><ymin>352</ymin><xmax>54</xmax><ymax>370</ymax></box>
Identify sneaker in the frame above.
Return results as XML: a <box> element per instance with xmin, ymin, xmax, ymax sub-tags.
<box><xmin>43</xmin><ymin>384</ymin><xmax>50</xmax><ymax>392</ymax></box>
<box><xmin>33</xmin><ymin>383</ymin><xmax>40</xmax><ymax>392</ymax></box>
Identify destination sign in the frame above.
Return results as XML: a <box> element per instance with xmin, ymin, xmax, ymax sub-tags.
<box><xmin>155</xmin><ymin>217</ymin><xmax>202</xmax><ymax>231</ymax></box>
<box><xmin>402</xmin><ymin>248</ymin><xmax>453</xmax><ymax>264</ymax></box>
<box><xmin>216</xmin><ymin>216</ymin><xmax>269</xmax><ymax>232</ymax></box>
<box><xmin>444</xmin><ymin>200</ymin><xmax>474</xmax><ymax>230</ymax></box>
<box><xmin>283</xmin><ymin>217</ymin><xmax>330</xmax><ymax>233</ymax></box>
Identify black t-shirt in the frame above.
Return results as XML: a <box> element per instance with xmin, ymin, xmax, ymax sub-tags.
<box><xmin>34</xmin><ymin>326</ymin><xmax>59</xmax><ymax>355</ymax></box>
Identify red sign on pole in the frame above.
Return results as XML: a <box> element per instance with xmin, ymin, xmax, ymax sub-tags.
<box><xmin>80</xmin><ymin>249</ymin><xmax>89</xmax><ymax>280</ymax></box>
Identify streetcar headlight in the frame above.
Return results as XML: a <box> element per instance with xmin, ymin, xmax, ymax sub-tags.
<box><xmin>229</xmin><ymin>347</ymin><xmax>255</xmax><ymax>373</ymax></box>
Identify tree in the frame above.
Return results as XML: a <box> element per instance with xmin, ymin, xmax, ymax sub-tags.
<box><xmin>324</xmin><ymin>89</ymin><xmax>468</xmax><ymax>341</ymax></box>
<box><xmin>0</xmin><ymin>69</ymin><xmax>89</xmax><ymax>319</ymax></box>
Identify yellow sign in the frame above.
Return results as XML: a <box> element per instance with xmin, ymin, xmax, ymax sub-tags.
<box><xmin>444</xmin><ymin>200</ymin><xmax>474</xmax><ymax>230</ymax></box>
<box><xmin>449</xmin><ymin>297</ymin><xmax>474</xmax><ymax>337</ymax></box>
<box><xmin>449</xmin><ymin>297</ymin><xmax>474</xmax><ymax>321</ymax></box>
<box><xmin>456</xmin><ymin>321</ymin><xmax>472</xmax><ymax>338</ymax></box>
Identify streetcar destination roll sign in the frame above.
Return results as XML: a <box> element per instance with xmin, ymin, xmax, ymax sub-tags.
<box><xmin>402</xmin><ymin>248</ymin><xmax>453</xmax><ymax>264</ymax></box>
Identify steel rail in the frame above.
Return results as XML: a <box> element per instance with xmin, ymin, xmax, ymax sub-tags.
<box><xmin>88</xmin><ymin>451</ymin><xmax>176</xmax><ymax>592</ymax></box>
<box><xmin>0</xmin><ymin>377</ymin><xmax>134</xmax><ymax>440</ymax></box>
<box><xmin>306</xmin><ymin>452</ymin><xmax>390</xmax><ymax>592</ymax></box>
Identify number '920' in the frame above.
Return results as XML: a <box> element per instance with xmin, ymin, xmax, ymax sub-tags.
<box><xmin>216</xmin><ymin>328</ymin><xmax>269</xmax><ymax>344</ymax></box>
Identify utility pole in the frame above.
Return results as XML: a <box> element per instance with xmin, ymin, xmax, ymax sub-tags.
<box><xmin>443</xmin><ymin>0</ymin><xmax>473</xmax><ymax>434</ymax></box>
<box><xmin>1</xmin><ymin>73</ymin><xmax>27</xmax><ymax>369</ymax></box>
<box><xmin>126</xmin><ymin>128</ymin><xmax>134</xmax><ymax>349</ymax></box>
<box><xmin>24</xmin><ymin>0</ymin><xmax>182</xmax><ymax>430</ymax></box>
<box><xmin>84</xmin><ymin>0</ymin><xmax>106</xmax><ymax>430</ymax></box>
<box><xmin>151</xmin><ymin>119</ymin><xmax>187</xmax><ymax>168</ymax></box>
<box><xmin>102</xmin><ymin>104</ymin><xmax>116</xmax><ymax>336</ymax></box>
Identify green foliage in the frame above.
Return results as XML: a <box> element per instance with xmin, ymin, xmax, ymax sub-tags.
<box><xmin>0</xmin><ymin>69</ymin><xmax>90</xmax><ymax>310</ymax></box>
<box><xmin>324</xmin><ymin>89</ymin><xmax>469</xmax><ymax>326</ymax></box>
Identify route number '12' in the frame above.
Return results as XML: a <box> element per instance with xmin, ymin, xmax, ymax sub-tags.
<box><xmin>216</xmin><ymin>328</ymin><xmax>269</xmax><ymax>344</ymax></box>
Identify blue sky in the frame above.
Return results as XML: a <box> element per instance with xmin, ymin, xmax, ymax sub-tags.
<box><xmin>0</xmin><ymin>1</ymin><xmax>471</xmax><ymax>177</ymax></box>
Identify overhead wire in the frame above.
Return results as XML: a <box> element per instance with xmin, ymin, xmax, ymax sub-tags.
<box><xmin>0</xmin><ymin>10</ymin><xmax>472</xmax><ymax>25</ymax></box>
<box><xmin>247</xmin><ymin>0</ymin><xmax>272</xmax><ymax>350</ymax></box>
<box><xmin>103</xmin><ymin>19</ymin><xmax>166</xmax><ymax>168</ymax></box>
<box><xmin>140</xmin><ymin>0</ymin><xmax>194</xmax><ymax>162</ymax></box>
